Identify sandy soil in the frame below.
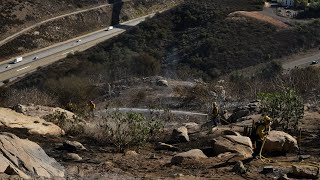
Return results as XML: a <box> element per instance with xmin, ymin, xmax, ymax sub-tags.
<box><xmin>228</xmin><ymin>11</ymin><xmax>288</xmax><ymax>29</ymax></box>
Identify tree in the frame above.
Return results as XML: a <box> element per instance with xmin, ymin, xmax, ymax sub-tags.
<box><xmin>295</xmin><ymin>0</ymin><xmax>308</xmax><ymax>9</ymax></box>
<box><xmin>258</xmin><ymin>88</ymin><xmax>304</xmax><ymax>131</ymax></box>
<box><xmin>131</xmin><ymin>53</ymin><xmax>160</xmax><ymax>76</ymax></box>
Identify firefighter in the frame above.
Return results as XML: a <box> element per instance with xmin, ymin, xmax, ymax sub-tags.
<box><xmin>210</xmin><ymin>102</ymin><xmax>220</xmax><ymax>126</ymax></box>
<box><xmin>252</xmin><ymin>115</ymin><xmax>272</xmax><ymax>157</ymax></box>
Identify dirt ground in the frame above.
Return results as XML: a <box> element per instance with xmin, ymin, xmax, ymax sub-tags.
<box><xmin>2</xmin><ymin>108</ymin><xmax>319</xmax><ymax>179</ymax></box>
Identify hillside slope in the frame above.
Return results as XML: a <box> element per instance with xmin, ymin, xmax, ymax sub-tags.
<box><xmin>0</xmin><ymin>0</ymin><xmax>107</xmax><ymax>41</ymax></box>
<box><xmin>2</xmin><ymin>0</ymin><xmax>320</xmax><ymax>107</ymax></box>
<box><xmin>0</xmin><ymin>0</ymin><xmax>181</xmax><ymax>60</ymax></box>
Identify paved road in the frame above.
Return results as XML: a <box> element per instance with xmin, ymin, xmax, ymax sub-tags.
<box><xmin>0</xmin><ymin>14</ymin><xmax>153</xmax><ymax>83</ymax></box>
<box><xmin>282</xmin><ymin>52</ymin><xmax>320</xmax><ymax>70</ymax></box>
<box><xmin>104</xmin><ymin>108</ymin><xmax>208</xmax><ymax>117</ymax></box>
<box><xmin>0</xmin><ymin>4</ymin><xmax>113</xmax><ymax>47</ymax></box>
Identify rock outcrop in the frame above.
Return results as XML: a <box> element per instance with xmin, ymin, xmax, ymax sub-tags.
<box><xmin>182</xmin><ymin>122</ymin><xmax>200</xmax><ymax>134</ymax></box>
<box><xmin>212</xmin><ymin>135</ymin><xmax>253</xmax><ymax>159</ymax></box>
<box><xmin>263</xmin><ymin>131</ymin><xmax>298</xmax><ymax>154</ymax></box>
<box><xmin>171</xmin><ymin>126</ymin><xmax>190</xmax><ymax>142</ymax></box>
<box><xmin>13</xmin><ymin>104</ymin><xmax>76</xmax><ymax>121</ymax></box>
<box><xmin>0</xmin><ymin>132</ymin><xmax>65</xmax><ymax>179</ymax></box>
<box><xmin>171</xmin><ymin>149</ymin><xmax>208</xmax><ymax>165</ymax></box>
<box><xmin>0</xmin><ymin>108</ymin><xmax>65</xmax><ymax>136</ymax></box>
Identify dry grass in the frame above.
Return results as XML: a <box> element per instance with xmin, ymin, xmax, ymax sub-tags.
<box><xmin>228</xmin><ymin>11</ymin><xmax>288</xmax><ymax>29</ymax></box>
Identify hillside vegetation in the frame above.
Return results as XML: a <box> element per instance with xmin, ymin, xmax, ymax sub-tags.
<box><xmin>0</xmin><ymin>0</ymin><xmax>107</xmax><ymax>40</ymax></box>
<box><xmin>2</xmin><ymin>0</ymin><xmax>320</xmax><ymax>107</ymax></box>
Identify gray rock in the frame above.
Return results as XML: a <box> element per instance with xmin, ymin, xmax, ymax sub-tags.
<box><xmin>0</xmin><ymin>107</ymin><xmax>65</xmax><ymax>136</ymax></box>
<box><xmin>156</xmin><ymin>79</ymin><xmax>168</xmax><ymax>87</ymax></box>
<box><xmin>155</xmin><ymin>142</ymin><xmax>179</xmax><ymax>151</ymax></box>
<box><xmin>232</xmin><ymin>161</ymin><xmax>247</xmax><ymax>174</ymax></box>
<box><xmin>12</xmin><ymin>104</ymin><xmax>26</xmax><ymax>113</ymax></box>
<box><xmin>222</xmin><ymin>130</ymin><xmax>241</xmax><ymax>136</ymax></box>
<box><xmin>63</xmin><ymin>153</ymin><xmax>82</xmax><ymax>161</ymax></box>
<box><xmin>0</xmin><ymin>132</ymin><xmax>64</xmax><ymax>179</ymax></box>
<box><xmin>125</xmin><ymin>150</ymin><xmax>138</xmax><ymax>156</ymax></box>
<box><xmin>263</xmin><ymin>131</ymin><xmax>298</xmax><ymax>154</ymax></box>
<box><xmin>171</xmin><ymin>149</ymin><xmax>208</xmax><ymax>165</ymax></box>
<box><xmin>291</xmin><ymin>165</ymin><xmax>319</xmax><ymax>179</ymax></box>
<box><xmin>263</xmin><ymin>166</ymin><xmax>274</xmax><ymax>173</ymax></box>
<box><xmin>181</xmin><ymin>122</ymin><xmax>200</xmax><ymax>134</ymax></box>
<box><xmin>228</xmin><ymin>109</ymin><xmax>250</xmax><ymax>123</ymax></box>
<box><xmin>171</xmin><ymin>126</ymin><xmax>189</xmax><ymax>142</ymax></box>
<box><xmin>212</xmin><ymin>135</ymin><xmax>253</xmax><ymax>160</ymax></box>
<box><xmin>63</xmin><ymin>140</ymin><xmax>86</xmax><ymax>152</ymax></box>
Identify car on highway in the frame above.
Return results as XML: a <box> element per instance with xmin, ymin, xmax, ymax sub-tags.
<box><xmin>76</xmin><ymin>39</ymin><xmax>82</xmax><ymax>43</ymax></box>
<box><xmin>33</xmin><ymin>56</ymin><xmax>39</xmax><ymax>60</ymax></box>
<box><xmin>5</xmin><ymin>65</ymin><xmax>10</xmax><ymax>68</ymax></box>
<box><xmin>105</xmin><ymin>26</ymin><xmax>114</xmax><ymax>31</ymax></box>
<box><xmin>311</xmin><ymin>60</ymin><xmax>318</xmax><ymax>65</ymax></box>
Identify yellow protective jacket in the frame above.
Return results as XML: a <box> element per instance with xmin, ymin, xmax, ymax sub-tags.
<box><xmin>89</xmin><ymin>102</ymin><xmax>96</xmax><ymax>110</ymax></box>
<box><xmin>211</xmin><ymin>106</ymin><xmax>219</xmax><ymax>119</ymax></box>
<box><xmin>256</xmin><ymin>124</ymin><xmax>270</xmax><ymax>140</ymax></box>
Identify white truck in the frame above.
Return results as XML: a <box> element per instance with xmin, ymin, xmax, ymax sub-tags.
<box><xmin>14</xmin><ymin>57</ymin><xmax>23</xmax><ymax>64</ymax></box>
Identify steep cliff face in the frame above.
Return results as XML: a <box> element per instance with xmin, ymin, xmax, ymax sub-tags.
<box><xmin>0</xmin><ymin>0</ymin><xmax>182</xmax><ymax>61</ymax></box>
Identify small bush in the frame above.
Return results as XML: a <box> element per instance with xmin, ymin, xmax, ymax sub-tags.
<box><xmin>44</xmin><ymin>110</ymin><xmax>84</xmax><ymax>134</ymax></box>
<box><xmin>98</xmin><ymin>112</ymin><xmax>163</xmax><ymax>152</ymax></box>
<box><xmin>44</xmin><ymin>110</ymin><xmax>68</xmax><ymax>128</ymax></box>
<box><xmin>258</xmin><ymin>88</ymin><xmax>304</xmax><ymax>131</ymax></box>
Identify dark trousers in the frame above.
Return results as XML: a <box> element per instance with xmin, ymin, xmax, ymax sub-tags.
<box><xmin>212</xmin><ymin>116</ymin><xmax>220</xmax><ymax>126</ymax></box>
<box><xmin>253</xmin><ymin>139</ymin><xmax>263</xmax><ymax>157</ymax></box>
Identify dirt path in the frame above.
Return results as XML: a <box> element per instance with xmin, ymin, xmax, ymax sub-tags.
<box><xmin>0</xmin><ymin>4</ymin><xmax>112</xmax><ymax>47</ymax></box>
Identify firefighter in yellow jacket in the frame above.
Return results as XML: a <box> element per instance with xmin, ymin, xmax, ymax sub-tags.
<box><xmin>252</xmin><ymin>115</ymin><xmax>271</xmax><ymax>157</ymax></box>
<box><xmin>210</xmin><ymin>102</ymin><xmax>220</xmax><ymax>126</ymax></box>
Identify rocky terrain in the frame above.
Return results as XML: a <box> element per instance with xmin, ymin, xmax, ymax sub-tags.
<box><xmin>0</xmin><ymin>77</ymin><xmax>319</xmax><ymax>179</ymax></box>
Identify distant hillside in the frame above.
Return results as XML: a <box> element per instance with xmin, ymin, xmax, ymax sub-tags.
<box><xmin>0</xmin><ymin>0</ymin><xmax>181</xmax><ymax>60</ymax></box>
<box><xmin>2</xmin><ymin>0</ymin><xmax>320</xmax><ymax>107</ymax></box>
<box><xmin>0</xmin><ymin>0</ymin><xmax>106</xmax><ymax>40</ymax></box>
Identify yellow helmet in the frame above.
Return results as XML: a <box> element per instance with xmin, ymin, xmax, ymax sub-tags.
<box><xmin>264</xmin><ymin>116</ymin><xmax>271</xmax><ymax>124</ymax></box>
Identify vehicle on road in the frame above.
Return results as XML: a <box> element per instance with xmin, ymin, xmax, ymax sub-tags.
<box><xmin>13</xmin><ymin>57</ymin><xmax>23</xmax><ymax>64</ymax></box>
<box><xmin>33</xmin><ymin>56</ymin><xmax>39</xmax><ymax>60</ymax></box>
<box><xmin>311</xmin><ymin>60</ymin><xmax>318</xmax><ymax>65</ymax></box>
<box><xmin>76</xmin><ymin>39</ymin><xmax>82</xmax><ymax>42</ymax></box>
<box><xmin>105</xmin><ymin>26</ymin><xmax>114</xmax><ymax>31</ymax></box>
<box><xmin>5</xmin><ymin>65</ymin><xmax>10</xmax><ymax>68</ymax></box>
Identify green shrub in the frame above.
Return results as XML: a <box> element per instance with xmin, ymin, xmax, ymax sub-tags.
<box><xmin>258</xmin><ymin>88</ymin><xmax>304</xmax><ymax>131</ymax></box>
<box><xmin>99</xmin><ymin>112</ymin><xmax>163</xmax><ymax>152</ymax></box>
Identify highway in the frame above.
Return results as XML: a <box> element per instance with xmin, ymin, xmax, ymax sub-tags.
<box><xmin>0</xmin><ymin>14</ymin><xmax>153</xmax><ymax>83</ymax></box>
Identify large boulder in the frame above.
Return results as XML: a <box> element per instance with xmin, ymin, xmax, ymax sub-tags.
<box><xmin>263</xmin><ymin>131</ymin><xmax>298</xmax><ymax>154</ymax></box>
<box><xmin>0</xmin><ymin>132</ymin><xmax>65</xmax><ymax>179</ymax></box>
<box><xmin>13</xmin><ymin>104</ymin><xmax>77</xmax><ymax>122</ymax></box>
<box><xmin>212</xmin><ymin>135</ymin><xmax>253</xmax><ymax>159</ymax></box>
<box><xmin>182</xmin><ymin>122</ymin><xmax>200</xmax><ymax>134</ymax></box>
<box><xmin>171</xmin><ymin>149</ymin><xmax>208</xmax><ymax>165</ymax></box>
<box><xmin>0</xmin><ymin>108</ymin><xmax>65</xmax><ymax>136</ymax></box>
<box><xmin>170</xmin><ymin>126</ymin><xmax>190</xmax><ymax>142</ymax></box>
<box><xmin>228</xmin><ymin>109</ymin><xmax>250</xmax><ymax>123</ymax></box>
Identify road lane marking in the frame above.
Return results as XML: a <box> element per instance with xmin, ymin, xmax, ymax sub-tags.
<box><xmin>17</xmin><ymin>66</ymin><xmax>30</xmax><ymax>72</ymax></box>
